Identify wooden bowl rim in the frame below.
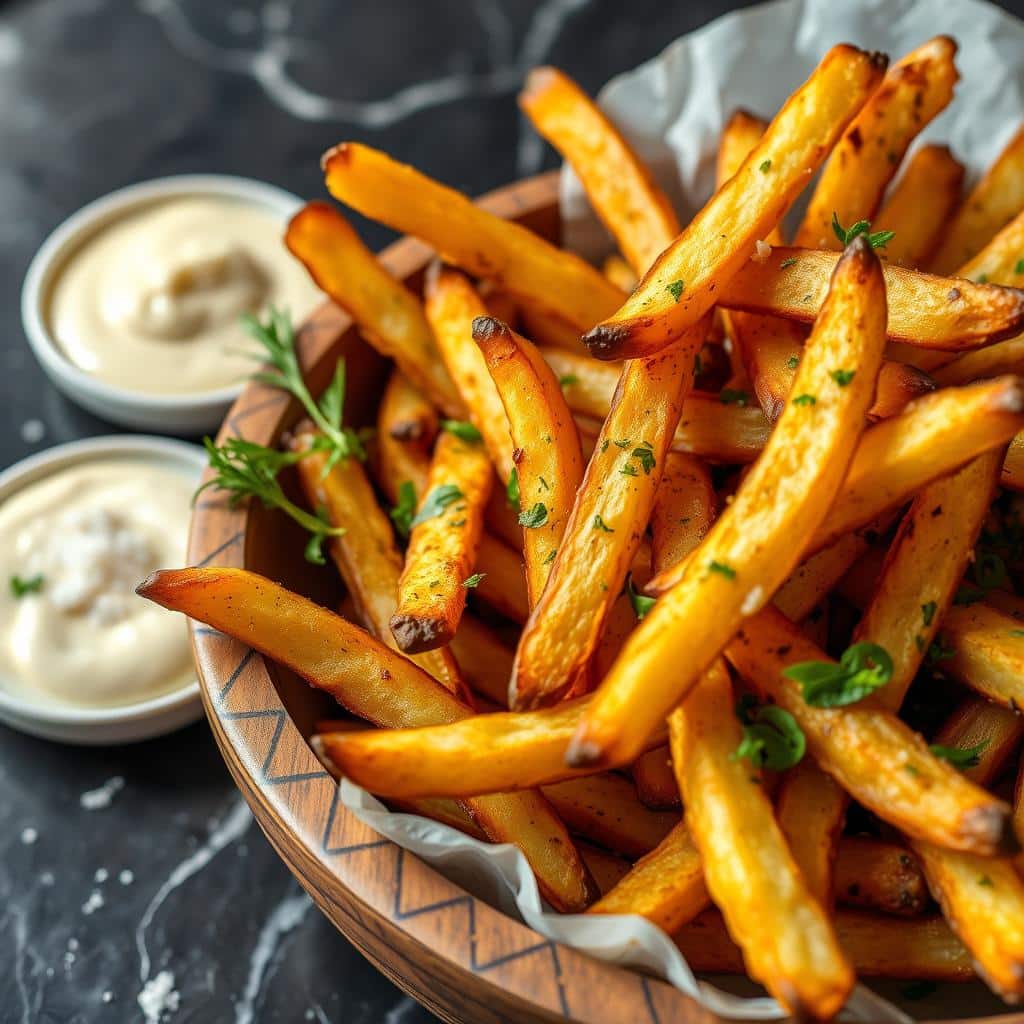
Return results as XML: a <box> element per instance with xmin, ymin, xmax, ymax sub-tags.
<box><xmin>187</xmin><ymin>170</ymin><xmax>1011</xmax><ymax>1024</ymax></box>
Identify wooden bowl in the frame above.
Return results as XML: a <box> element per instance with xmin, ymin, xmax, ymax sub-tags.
<box><xmin>187</xmin><ymin>173</ymin><xmax>996</xmax><ymax>1024</ymax></box>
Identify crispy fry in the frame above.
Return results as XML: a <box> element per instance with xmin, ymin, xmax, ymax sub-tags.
<box><xmin>472</xmin><ymin>316</ymin><xmax>584</xmax><ymax>606</ymax></box>
<box><xmin>514</xmin><ymin>325</ymin><xmax>703</xmax><ymax>708</ymax></box>
<box><xmin>572</xmin><ymin>239</ymin><xmax>886</xmax><ymax>767</ymax></box>
<box><xmin>937</xmin><ymin>600</ymin><xmax>1024</xmax><ymax>710</ymax></box>
<box><xmin>577</xmin><ymin>841</ymin><xmax>631</xmax><ymax>897</ymax></box>
<box><xmin>794</xmin><ymin>37</ymin><xmax>958</xmax><ymax>249</ymax></box>
<box><xmin>1004</xmin><ymin>432</ymin><xmax>1024</xmax><ymax>491</ymax></box>
<box><xmin>602</xmin><ymin>255</ymin><xmax>637</xmax><ymax>292</ymax></box>
<box><xmin>391</xmin><ymin>431</ymin><xmax>493</xmax><ymax>653</ymax></box>
<box><xmin>670</xmin><ymin>660</ymin><xmax>853</xmax><ymax>1019</ymax></box>
<box><xmin>376</xmin><ymin>371</ymin><xmax>434</xmax><ymax>502</ymax></box>
<box><xmin>286</xmin><ymin>202</ymin><xmax>462</xmax><ymax>415</ymax></box>
<box><xmin>517</xmin><ymin>298</ymin><xmax>589</xmax><ymax>353</ymax></box>
<box><xmin>541</xmin><ymin>773</ymin><xmax>677</xmax><ymax>859</ymax></box>
<box><xmin>727</xmin><ymin>606</ymin><xmax>1015</xmax><ymax>856</ymax></box>
<box><xmin>138</xmin><ymin>567</ymin><xmax>595</xmax><ymax>910</ymax></box>
<box><xmin>474</xmin><ymin>533</ymin><xmax>529</xmax><ymax>623</ymax></box>
<box><xmin>932</xmin><ymin>697</ymin><xmax>1024</xmax><ymax>786</ymax></box>
<box><xmin>484</xmin><ymin>486</ymin><xmax>522</xmax><ymax>549</ymax></box>
<box><xmin>674</xmin><ymin>910</ymin><xmax>974</xmax><ymax>981</ymax></box>
<box><xmin>424</xmin><ymin>265</ymin><xmax>515</xmax><ymax>481</ymax></box>
<box><xmin>715</xmin><ymin>111</ymin><xmax>780</xmax><ymax>245</ymax></box>
<box><xmin>931</xmin><ymin>123</ymin><xmax>1024</xmax><ymax>274</ymax></box>
<box><xmin>719</xmin><ymin>247</ymin><xmax>1024</xmax><ymax>350</ymax></box>
<box><xmin>833</xmin><ymin>838</ymin><xmax>929</xmax><ymax>917</ymax></box>
<box><xmin>932</xmin><ymin>333</ymin><xmax>1024</xmax><ymax>386</ymax></box>
<box><xmin>649</xmin><ymin>453</ymin><xmax>717</xmax><ymax>574</ymax></box>
<box><xmin>447</xmin><ymin>614</ymin><xmax>514</xmax><ymax>708</ymax></box>
<box><xmin>631</xmin><ymin>744</ymin><xmax>679</xmax><ymax>810</ymax></box>
<box><xmin>774</xmin><ymin>531</ymin><xmax>874</xmax><ymax>622</ymax></box>
<box><xmin>956</xmin><ymin>206</ymin><xmax>1024</xmax><ymax>285</ymax></box>
<box><xmin>587</xmin><ymin>822</ymin><xmax>708</xmax><ymax>932</ymax></box>
<box><xmin>873</xmin><ymin>144</ymin><xmax>965</xmax><ymax>268</ymax></box>
<box><xmin>323</xmin><ymin>142</ymin><xmax>622</xmax><ymax>332</ymax></box>
<box><xmin>582</xmin><ymin>46</ymin><xmax>886</xmax><ymax>359</ymax></box>
<box><xmin>519</xmin><ymin>67</ymin><xmax>680</xmax><ymax>274</ymax></box>
<box><xmin>291</xmin><ymin>429</ymin><xmax>466</xmax><ymax>698</ymax></box>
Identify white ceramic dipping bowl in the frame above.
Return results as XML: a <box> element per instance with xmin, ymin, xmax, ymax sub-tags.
<box><xmin>21</xmin><ymin>175</ymin><xmax>305</xmax><ymax>434</ymax></box>
<box><xmin>0</xmin><ymin>435</ymin><xmax>206</xmax><ymax>744</ymax></box>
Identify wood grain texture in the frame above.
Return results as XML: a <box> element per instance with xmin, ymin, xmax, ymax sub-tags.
<box><xmin>188</xmin><ymin>172</ymin><xmax>998</xmax><ymax>1024</ymax></box>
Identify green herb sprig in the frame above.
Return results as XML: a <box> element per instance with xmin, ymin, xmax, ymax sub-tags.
<box><xmin>831</xmin><ymin>213</ymin><xmax>895</xmax><ymax>250</ymax></box>
<box><xmin>732</xmin><ymin>695</ymin><xmax>806</xmax><ymax>771</ymax></box>
<box><xmin>782</xmin><ymin>641</ymin><xmax>893</xmax><ymax>707</ymax></box>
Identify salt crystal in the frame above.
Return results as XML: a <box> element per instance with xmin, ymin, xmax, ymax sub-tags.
<box><xmin>80</xmin><ymin>776</ymin><xmax>125</xmax><ymax>810</ymax></box>
<box><xmin>67</xmin><ymin>937</ymin><xmax>79</xmax><ymax>951</ymax></box>
<box><xmin>119</xmin><ymin>869</ymin><xmax>134</xmax><ymax>885</ymax></box>
<box><xmin>20</xmin><ymin>826</ymin><xmax>38</xmax><ymax>844</ymax></box>
<box><xmin>752</xmin><ymin>239</ymin><xmax>772</xmax><ymax>263</ymax></box>
<box><xmin>20</xmin><ymin>419</ymin><xmax>45</xmax><ymax>444</ymax></box>
<box><xmin>741</xmin><ymin>584</ymin><xmax>766</xmax><ymax>615</ymax></box>
<box><xmin>94</xmin><ymin>867</ymin><xmax>109</xmax><ymax>883</ymax></box>
<box><xmin>101</xmin><ymin>991</ymin><xmax>114</xmax><ymax>1004</ymax></box>
<box><xmin>82</xmin><ymin>890</ymin><xmax>104</xmax><ymax>915</ymax></box>
<box><xmin>40</xmin><ymin>870</ymin><xmax>55</xmax><ymax>886</ymax></box>
<box><xmin>138</xmin><ymin>971</ymin><xmax>180</xmax><ymax>1024</ymax></box>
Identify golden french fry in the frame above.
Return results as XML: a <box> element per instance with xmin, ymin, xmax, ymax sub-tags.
<box><xmin>447</xmin><ymin>614</ymin><xmax>514</xmax><ymax>708</ymax></box>
<box><xmin>833</xmin><ymin>837</ymin><xmax>929</xmax><ymax>917</ymax></box>
<box><xmin>932</xmin><ymin>333</ymin><xmax>1024</xmax><ymax>386</ymax></box>
<box><xmin>286</xmin><ymin>202</ymin><xmax>462</xmax><ymax>416</ymax></box>
<box><xmin>138</xmin><ymin>567</ymin><xmax>595</xmax><ymax>912</ymax></box>
<box><xmin>933</xmin><ymin>697</ymin><xmax>1024</xmax><ymax>786</ymax></box>
<box><xmin>649</xmin><ymin>452</ymin><xmax>717</xmax><ymax>574</ymax></box>
<box><xmin>631</xmin><ymin>744</ymin><xmax>679</xmax><ymax>810</ymax></box>
<box><xmin>794</xmin><ymin>36</ymin><xmax>958</xmax><ymax>249</ymax></box>
<box><xmin>376</xmin><ymin>371</ymin><xmax>434</xmax><ymax>502</ymax></box>
<box><xmin>956</xmin><ymin>207</ymin><xmax>1024</xmax><ymax>286</ymax></box>
<box><xmin>931</xmin><ymin>123</ymin><xmax>1024</xmax><ymax>274</ymax></box>
<box><xmin>473</xmin><ymin>316</ymin><xmax>584</xmax><ymax>607</ymax></box>
<box><xmin>391</xmin><ymin>431</ymin><xmax>493</xmax><ymax>653</ymax></box>
<box><xmin>577</xmin><ymin>841</ymin><xmax>631</xmax><ymax>897</ymax></box>
<box><xmin>1003</xmin><ymin>432</ymin><xmax>1024</xmax><ymax>491</ymax></box>
<box><xmin>719</xmin><ymin>247</ymin><xmax>1024</xmax><ymax>350</ymax></box>
<box><xmin>937</xmin><ymin>601</ymin><xmax>1024</xmax><ymax>710</ymax></box>
<box><xmin>715</xmin><ymin>110</ymin><xmax>781</xmax><ymax>246</ymax></box>
<box><xmin>587</xmin><ymin>822</ymin><xmax>708</xmax><ymax>932</ymax></box>
<box><xmin>727</xmin><ymin>607</ymin><xmax>1015</xmax><ymax>856</ymax></box>
<box><xmin>519</xmin><ymin>67</ymin><xmax>680</xmax><ymax>274</ymax></box>
<box><xmin>582</xmin><ymin>46</ymin><xmax>886</xmax><ymax>360</ymax></box>
<box><xmin>670</xmin><ymin>660</ymin><xmax>853</xmax><ymax>1019</ymax></box>
<box><xmin>513</xmin><ymin>323</ymin><xmax>704</xmax><ymax>709</ymax></box>
<box><xmin>602</xmin><ymin>255</ymin><xmax>638</xmax><ymax>292</ymax></box>
<box><xmin>572</xmin><ymin>238</ymin><xmax>886</xmax><ymax>768</ymax></box>
<box><xmin>323</xmin><ymin>142</ymin><xmax>622</xmax><ymax>333</ymax></box>
<box><xmin>474</xmin><ymin>533</ymin><xmax>529</xmax><ymax>624</ymax></box>
<box><xmin>291</xmin><ymin>429</ymin><xmax>467</xmax><ymax>699</ymax></box>
<box><xmin>774</xmin><ymin>530</ymin><xmax>877</xmax><ymax>622</ymax></box>
<box><xmin>424</xmin><ymin>265</ymin><xmax>515</xmax><ymax>481</ymax></box>
<box><xmin>541</xmin><ymin>773</ymin><xmax>677</xmax><ymax>859</ymax></box>
<box><xmin>873</xmin><ymin>144</ymin><xmax>965</xmax><ymax>268</ymax></box>
<box><xmin>517</xmin><ymin>297</ymin><xmax>589</xmax><ymax>353</ymax></box>
<box><xmin>675</xmin><ymin>910</ymin><xmax>974</xmax><ymax>981</ymax></box>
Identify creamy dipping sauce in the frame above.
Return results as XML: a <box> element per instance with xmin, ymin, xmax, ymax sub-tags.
<box><xmin>48</xmin><ymin>195</ymin><xmax>322</xmax><ymax>395</ymax></box>
<box><xmin>0</xmin><ymin>457</ymin><xmax>195</xmax><ymax>708</ymax></box>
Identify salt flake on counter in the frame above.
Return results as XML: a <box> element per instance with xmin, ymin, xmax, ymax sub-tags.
<box><xmin>119</xmin><ymin>868</ymin><xmax>134</xmax><ymax>885</ymax></box>
<box><xmin>752</xmin><ymin>239</ymin><xmax>772</xmax><ymax>262</ymax></box>
<box><xmin>20</xmin><ymin>419</ymin><xmax>45</xmax><ymax>444</ymax></box>
<box><xmin>82</xmin><ymin>890</ymin><xmax>104</xmax><ymax>915</ymax></box>
<box><xmin>20</xmin><ymin>826</ymin><xmax>38</xmax><ymax>844</ymax></box>
<box><xmin>138</xmin><ymin>971</ymin><xmax>180</xmax><ymax>1024</ymax></box>
<box><xmin>80</xmin><ymin>775</ymin><xmax>125</xmax><ymax>810</ymax></box>
<box><xmin>94</xmin><ymin>867</ymin><xmax>108</xmax><ymax>883</ymax></box>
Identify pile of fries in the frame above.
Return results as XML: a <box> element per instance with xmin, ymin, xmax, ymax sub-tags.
<box><xmin>141</xmin><ymin>37</ymin><xmax>1024</xmax><ymax>1018</ymax></box>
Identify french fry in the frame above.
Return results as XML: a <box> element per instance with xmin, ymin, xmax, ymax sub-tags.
<box><xmin>675</xmin><ymin>910</ymin><xmax>974</xmax><ymax>981</ymax></box>
<box><xmin>587</xmin><ymin>822</ymin><xmax>709</xmax><ymax>932</ymax></box>
<box><xmin>577</xmin><ymin>841</ymin><xmax>631</xmax><ymax>897</ymax></box>
<box><xmin>517</xmin><ymin>298</ymin><xmax>589</xmax><ymax>353</ymax></box>
<box><xmin>447</xmin><ymin>614</ymin><xmax>514</xmax><ymax>708</ymax></box>
<box><xmin>376</xmin><ymin>371</ymin><xmax>434</xmax><ymax>502</ymax></box>
<box><xmin>541</xmin><ymin>773</ymin><xmax>677</xmax><ymax>859</ymax></box>
<box><xmin>323</xmin><ymin>142</ymin><xmax>623</xmax><ymax>332</ymax></box>
<box><xmin>291</xmin><ymin>429</ymin><xmax>467</xmax><ymax>699</ymax></box>
<box><xmin>138</xmin><ymin>567</ymin><xmax>596</xmax><ymax>911</ymax></box>
<box><xmin>391</xmin><ymin>431</ymin><xmax>493</xmax><ymax>653</ymax></box>
<box><xmin>474</xmin><ymin>533</ymin><xmax>529</xmax><ymax>623</ymax></box>
<box><xmin>582</xmin><ymin>46</ymin><xmax>886</xmax><ymax>360</ymax></box>
<box><xmin>873</xmin><ymin>144</ymin><xmax>965</xmax><ymax>268</ymax></box>
<box><xmin>931</xmin><ymin>122</ymin><xmax>1024</xmax><ymax>274</ymax></box>
<box><xmin>571</xmin><ymin>239</ymin><xmax>886</xmax><ymax>767</ymax></box>
<box><xmin>715</xmin><ymin>111</ymin><xmax>780</xmax><ymax>247</ymax></box>
<box><xmin>286</xmin><ymin>202</ymin><xmax>462</xmax><ymax>416</ymax></box>
<box><xmin>1003</xmin><ymin>432</ymin><xmax>1024</xmax><ymax>491</ymax></box>
<box><xmin>794</xmin><ymin>36</ymin><xmax>958</xmax><ymax>249</ymax></box>
<box><xmin>631</xmin><ymin>744</ymin><xmax>679</xmax><ymax>810</ymax></box>
<box><xmin>513</xmin><ymin>323</ymin><xmax>704</xmax><ymax>708</ymax></box>
<box><xmin>727</xmin><ymin>606</ymin><xmax>1015</xmax><ymax>856</ymax></box>
<box><xmin>483</xmin><ymin>485</ymin><xmax>522</xmax><ymax>550</ymax></box>
<box><xmin>932</xmin><ymin>333</ymin><xmax>1024</xmax><ymax>386</ymax></box>
<box><xmin>773</xmin><ymin>530</ymin><xmax>876</xmax><ymax>622</ymax></box>
<box><xmin>956</xmin><ymin>206</ymin><xmax>1024</xmax><ymax>285</ymax></box>
<box><xmin>649</xmin><ymin>452</ymin><xmax>717</xmax><ymax>574</ymax></box>
<box><xmin>670</xmin><ymin>660</ymin><xmax>853</xmax><ymax>1018</ymax></box>
<box><xmin>719</xmin><ymin>247</ymin><xmax>1024</xmax><ymax>350</ymax></box>
<box><xmin>833</xmin><ymin>838</ymin><xmax>929</xmax><ymax>917</ymax></box>
<box><xmin>424</xmin><ymin>265</ymin><xmax>515</xmax><ymax>481</ymax></box>
<box><xmin>602</xmin><ymin>255</ymin><xmax>637</xmax><ymax>292</ymax></box>
<box><xmin>932</xmin><ymin>697</ymin><xmax>1024</xmax><ymax>786</ymax></box>
<box><xmin>519</xmin><ymin>67</ymin><xmax>680</xmax><ymax>275</ymax></box>
<box><xmin>472</xmin><ymin>316</ymin><xmax>584</xmax><ymax>606</ymax></box>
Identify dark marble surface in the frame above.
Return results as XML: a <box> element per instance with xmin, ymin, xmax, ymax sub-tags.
<box><xmin>3</xmin><ymin>1</ymin><xmax>1024</xmax><ymax>1022</ymax></box>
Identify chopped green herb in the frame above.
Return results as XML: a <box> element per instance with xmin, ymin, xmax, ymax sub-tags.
<box><xmin>1010</xmin><ymin>629</ymin><xmax>1024</xmax><ymax>638</ymax></box>
<box><xmin>412</xmin><ymin>484</ymin><xmax>465</xmax><ymax>528</ymax></box>
<box><xmin>629</xmin><ymin>447</ymin><xmax>656</xmax><ymax>475</ymax></box>
<box><xmin>1016</xmin><ymin>259</ymin><xmax>1024</xmax><ymax>276</ymax></box>
<box><xmin>667</xmin><ymin>280</ymin><xmax>685</xmax><ymax>303</ymax></box>
<box><xmin>449</xmin><ymin>518</ymin><xmax>467</xmax><ymax>528</ymax></box>
<box><xmin>543</xmin><ymin>549</ymin><xmax>557</xmax><ymax>565</ymax></box>
<box><xmin>620</xmin><ymin>463</ymin><xmax>639</xmax><ymax>477</ymax></box>
<box><xmin>708</xmin><ymin>560</ymin><xmax>736</xmax><ymax>580</ymax></box>
<box><xmin>782</xmin><ymin>641</ymin><xmax>893</xmax><ymax>708</ymax></box>
<box><xmin>976</xmin><ymin>273</ymin><xmax>989</xmax><ymax>284</ymax></box>
<box><xmin>831</xmin><ymin>212</ymin><xmax>895</xmax><ymax>250</ymax></box>
<box><xmin>779</xmin><ymin>257</ymin><xmax>798</xmax><ymax>269</ymax></box>
<box><xmin>759</xmin><ymin>158</ymin><xmax>772</xmax><ymax>173</ymax></box>
<box><xmin>929</xmin><ymin>740</ymin><xmax>989</xmax><ymax>770</ymax></box>
<box><xmin>921</xmin><ymin>601</ymin><xmax>938</xmax><ymax>627</ymax></box>
<box><xmin>506</xmin><ymin>467</ymin><xmax>520</xmax><ymax>508</ymax></box>
<box><xmin>440</xmin><ymin>419</ymin><xmax>482</xmax><ymax>442</ymax></box>
<box><xmin>830</xmin><ymin>369</ymin><xmax>855</xmax><ymax>387</ymax></box>
<box><xmin>9</xmin><ymin>574</ymin><xmax>44</xmax><ymax>598</ymax></box>
<box><xmin>390</xmin><ymin>480</ymin><xmax>418</xmax><ymax>539</ymax></box>
<box><xmin>519</xmin><ymin>502</ymin><xmax>549</xmax><ymax>529</ymax></box>
<box><xmin>979</xmin><ymin>875</ymin><xmax>995</xmax><ymax>887</ymax></box>
<box><xmin>593</xmin><ymin>514</ymin><xmax>614</xmax><ymax>533</ymax></box>
<box><xmin>792</xmin><ymin>394</ymin><xmax>816</xmax><ymax>406</ymax></box>
<box><xmin>600</xmin><ymin>439</ymin><xmax>610</xmax><ymax>454</ymax></box>
<box><xmin>720</xmin><ymin>389</ymin><xmax>749</xmax><ymax>406</ymax></box>
<box><xmin>538</xmin><ymin>476</ymin><xmax>550</xmax><ymax>492</ymax></box>
<box><xmin>462</xmin><ymin>573</ymin><xmax>486</xmax><ymax>588</ymax></box>
<box><xmin>786</xmin><ymin>355</ymin><xmax>800</xmax><ymax>369</ymax></box>
<box><xmin>613</xmin><ymin>438</ymin><xmax>632</xmax><ymax>449</ymax></box>
<box><xmin>732</xmin><ymin>695</ymin><xmax>805</xmax><ymax>771</ymax></box>
<box><xmin>627</xmin><ymin>575</ymin><xmax>656</xmax><ymax>621</ymax></box>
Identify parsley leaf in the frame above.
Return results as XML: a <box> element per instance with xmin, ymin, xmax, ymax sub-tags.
<box><xmin>506</xmin><ymin>466</ymin><xmax>520</xmax><ymax>509</ymax></box>
<box><xmin>593</xmin><ymin>514</ymin><xmax>614</xmax><ymax>533</ymax></box>
<box><xmin>389</xmin><ymin>480</ymin><xmax>418</xmax><ymax>539</ymax></box>
<box><xmin>792</xmin><ymin>393</ymin><xmax>816</xmax><ymax>406</ymax></box>
<box><xmin>629</xmin><ymin>447</ymin><xmax>656</xmax><ymax>475</ymax></box>
<box><xmin>708</xmin><ymin>560</ymin><xmax>736</xmax><ymax>580</ymax></box>
<box><xmin>462</xmin><ymin>573</ymin><xmax>487</xmax><ymax>588</ymax></box>
<box><xmin>732</xmin><ymin>695</ymin><xmax>805</xmax><ymax>771</ymax></box>
<box><xmin>1016</xmin><ymin>258</ymin><xmax>1024</xmax><ymax>275</ymax></box>
<box><xmin>667</xmin><ymin>280</ymin><xmax>684</xmax><ymax>303</ymax></box>
<box><xmin>440</xmin><ymin>420</ymin><xmax>482</xmax><ymax>442</ymax></box>
<box><xmin>519</xmin><ymin>503</ymin><xmax>549</xmax><ymax>529</ymax></box>
<box><xmin>786</xmin><ymin>355</ymin><xmax>800</xmax><ymax>369</ymax></box>
<box><xmin>779</xmin><ymin>257</ymin><xmax>798</xmax><ymax>269</ymax></box>
<box><xmin>759</xmin><ymin>158</ymin><xmax>772</xmax><ymax>173</ymax></box>
<box><xmin>558</xmin><ymin>374</ymin><xmax>580</xmax><ymax>389</ymax></box>
<box><xmin>620</xmin><ymin>463</ymin><xmax>638</xmax><ymax>477</ymax></box>
<box><xmin>543</xmin><ymin>548</ymin><xmax>557</xmax><ymax>565</ymax></box>
<box><xmin>831</xmin><ymin>212</ymin><xmax>895</xmax><ymax>250</ymax></box>
<box><xmin>9</xmin><ymin>574</ymin><xmax>44</xmax><ymax>598</ymax></box>
<box><xmin>929</xmin><ymin>740</ymin><xmax>989</xmax><ymax>770</ymax></box>
<box><xmin>627</xmin><ymin>575</ymin><xmax>656</xmax><ymax>621</ymax></box>
<box><xmin>921</xmin><ymin>601</ymin><xmax>937</xmax><ymax>627</ymax></box>
<box><xmin>830</xmin><ymin>369</ymin><xmax>855</xmax><ymax>387</ymax></box>
<box><xmin>783</xmin><ymin>641</ymin><xmax>893</xmax><ymax>708</ymax></box>
<box><xmin>411</xmin><ymin>484</ymin><xmax>464</xmax><ymax>528</ymax></box>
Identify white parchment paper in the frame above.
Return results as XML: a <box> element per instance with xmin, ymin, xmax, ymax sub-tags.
<box><xmin>341</xmin><ymin>1</ymin><xmax>1024</xmax><ymax>1018</ymax></box>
